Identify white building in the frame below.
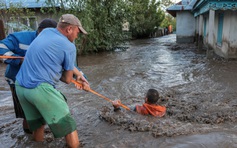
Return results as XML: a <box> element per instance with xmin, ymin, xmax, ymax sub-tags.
<box><xmin>167</xmin><ymin>0</ymin><xmax>197</xmax><ymax>43</ymax></box>
<box><xmin>167</xmin><ymin>0</ymin><xmax>237</xmax><ymax>59</ymax></box>
<box><xmin>193</xmin><ymin>0</ymin><xmax>237</xmax><ymax>59</ymax></box>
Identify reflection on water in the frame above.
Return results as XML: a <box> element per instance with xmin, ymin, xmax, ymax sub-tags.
<box><xmin>162</xmin><ymin>132</ymin><xmax>237</xmax><ymax>148</ymax></box>
<box><xmin>1</xmin><ymin>34</ymin><xmax>237</xmax><ymax>147</ymax></box>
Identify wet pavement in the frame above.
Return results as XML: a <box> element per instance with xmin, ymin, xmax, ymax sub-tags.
<box><xmin>0</xmin><ymin>34</ymin><xmax>237</xmax><ymax>147</ymax></box>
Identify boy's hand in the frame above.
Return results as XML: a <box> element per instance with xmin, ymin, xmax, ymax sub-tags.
<box><xmin>112</xmin><ymin>100</ymin><xmax>121</xmax><ymax>108</ymax></box>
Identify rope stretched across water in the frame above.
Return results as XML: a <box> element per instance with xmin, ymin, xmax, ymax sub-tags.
<box><xmin>71</xmin><ymin>79</ymin><xmax>130</xmax><ymax>111</ymax></box>
<box><xmin>0</xmin><ymin>55</ymin><xmax>131</xmax><ymax>111</ymax></box>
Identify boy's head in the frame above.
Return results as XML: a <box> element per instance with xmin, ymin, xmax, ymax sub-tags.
<box><xmin>145</xmin><ymin>89</ymin><xmax>159</xmax><ymax>104</ymax></box>
<box><xmin>37</xmin><ymin>18</ymin><xmax>57</xmax><ymax>34</ymax></box>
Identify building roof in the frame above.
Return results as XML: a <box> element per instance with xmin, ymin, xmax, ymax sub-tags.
<box><xmin>193</xmin><ymin>0</ymin><xmax>237</xmax><ymax>17</ymax></box>
<box><xmin>0</xmin><ymin>0</ymin><xmax>59</xmax><ymax>9</ymax></box>
<box><xmin>166</xmin><ymin>0</ymin><xmax>197</xmax><ymax>17</ymax></box>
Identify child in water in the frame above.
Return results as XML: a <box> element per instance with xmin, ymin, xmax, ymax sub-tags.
<box><xmin>112</xmin><ymin>89</ymin><xmax>166</xmax><ymax>117</ymax></box>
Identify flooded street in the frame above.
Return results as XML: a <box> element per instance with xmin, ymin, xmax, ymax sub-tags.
<box><xmin>1</xmin><ymin>34</ymin><xmax>237</xmax><ymax>147</ymax></box>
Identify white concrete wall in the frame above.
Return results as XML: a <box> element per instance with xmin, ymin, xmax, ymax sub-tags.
<box><xmin>221</xmin><ymin>11</ymin><xmax>230</xmax><ymax>56</ymax></box>
<box><xmin>224</xmin><ymin>10</ymin><xmax>237</xmax><ymax>58</ymax></box>
<box><xmin>207</xmin><ymin>10</ymin><xmax>215</xmax><ymax>47</ymax></box>
<box><xmin>198</xmin><ymin>15</ymin><xmax>203</xmax><ymax>36</ymax></box>
<box><xmin>204</xmin><ymin>10</ymin><xmax>237</xmax><ymax>58</ymax></box>
<box><xmin>195</xmin><ymin>16</ymin><xmax>199</xmax><ymax>34</ymax></box>
<box><xmin>199</xmin><ymin>13</ymin><xmax>209</xmax><ymax>45</ymax></box>
<box><xmin>204</xmin><ymin>14</ymin><xmax>209</xmax><ymax>40</ymax></box>
<box><xmin>176</xmin><ymin>11</ymin><xmax>196</xmax><ymax>43</ymax></box>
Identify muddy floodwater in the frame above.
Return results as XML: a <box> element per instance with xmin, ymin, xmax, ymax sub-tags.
<box><xmin>1</xmin><ymin>34</ymin><xmax>237</xmax><ymax>148</ymax></box>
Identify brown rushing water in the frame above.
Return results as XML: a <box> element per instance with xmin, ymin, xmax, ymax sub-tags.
<box><xmin>1</xmin><ymin>34</ymin><xmax>237</xmax><ymax>148</ymax></box>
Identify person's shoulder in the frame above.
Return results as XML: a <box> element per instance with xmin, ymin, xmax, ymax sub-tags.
<box><xmin>40</xmin><ymin>28</ymin><xmax>55</xmax><ymax>34</ymax></box>
<box><xmin>3</xmin><ymin>31</ymin><xmax>36</xmax><ymax>42</ymax></box>
<box><xmin>12</xmin><ymin>30</ymin><xmax>36</xmax><ymax>35</ymax></box>
<box><xmin>9</xmin><ymin>31</ymin><xmax>37</xmax><ymax>38</ymax></box>
<box><xmin>43</xmin><ymin>28</ymin><xmax>55</xmax><ymax>31</ymax></box>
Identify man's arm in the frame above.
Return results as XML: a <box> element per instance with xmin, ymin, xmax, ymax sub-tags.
<box><xmin>73</xmin><ymin>66</ymin><xmax>90</xmax><ymax>90</ymax></box>
<box><xmin>60</xmin><ymin>70</ymin><xmax>73</xmax><ymax>84</ymax></box>
<box><xmin>73</xmin><ymin>66</ymin><xmax>88</xmax><ymax>81</ymax></box>
<box><xmin>0</xmin><ymin>34</ymin><xmax>22</xmax><ymax>65</ymax></box>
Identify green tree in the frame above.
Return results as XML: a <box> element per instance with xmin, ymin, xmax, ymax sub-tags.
<box><xmin>127</xmin><ymin>0</ymin><xmax>165</xmax><ymax>38</ymax></box>
<box><xmin>41</xmin><ymin>0</ymin><xmax>166</xmax><ymax>52</ymax></box>
<box><xmin>0</xmin><ymin>1</ymin><xmax>35</xmax><ymax>32</ymax></box>
<box><xmin>160</xmin><ymin>14</ymin><xmax>176</xmax><ymax>32</ymax></box>
<box><xmin>159</xmin><ymin>0</ymin><xmax>175</xmax><ymax>9</ymax></box>
<box><xmin>159</xmin><ymin>0</ymin><xmax>176</xmax><ymax>32</ymax></box>
<box><xmin>42</xmin><ymin>0</ymin><xmax>129</xmax><ymax>54</ymax></box>
<box><xmin>79</xmin><ymin>0</ymin><xmax>129</xmax><ymax>53</ymax></box>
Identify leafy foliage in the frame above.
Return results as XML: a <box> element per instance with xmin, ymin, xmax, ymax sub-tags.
<box><xmin>159</xmin><ymin>0</ymin><xmax>175</xmax><ymax>9</ymax></box>
<box><xmin>78</xmin><ymin>0</ymin><xmax>129</xmax><ymax>53</ymax></box>
<box><xmin>160</xmin><ymin>14</ymin><xmax>176</xmax><ymax>32</ymax></box>
<box><xmin>1</xmin><ymin>0</ymin><xmax>173</xmax><ymax>53</ymax></box>
<box><xmin>159</xmin><ymin>0</ymin><xmax>176</xmax><ymax>32</ymax></box>
<box><xmin>0</xmin><ymin>1</ymin><xmax>35</xmax><ymax>35</ymax></box>
<box><xmin>127</xmin><ymin>0</ymin><xmax>165</xmax><ymax>38</ymax></box>
<box><xmin>41</xmin><ymin>0</ymin><xmax>129</xmax><ymax>54</ymax></box>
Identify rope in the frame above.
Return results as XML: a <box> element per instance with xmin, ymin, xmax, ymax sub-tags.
<box><xmin>71</xmin><ymin>79</ymin><xmax>130</xmax><ymax>111</ymax></box>
<box><xmin>0</xmin><ymin>56</ymin><xmax>24</xmax><ymax>59</ymax></box>
<box><xmin>0</xmin><ymin>56</ymin><xmax>131</xmax><ymax>110</ymax></box>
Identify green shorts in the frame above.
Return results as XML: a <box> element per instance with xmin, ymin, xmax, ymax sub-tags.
<box><xmin>15</xmin><ymin>81</ymin><xmax>76</xmax><ymax>138</ymax></box>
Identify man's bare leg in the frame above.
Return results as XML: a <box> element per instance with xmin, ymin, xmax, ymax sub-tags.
<box><xmin>33</xmin><ymin>125</ymin><xmax>45</xmax><ymax>141</ymax></box>
<box><xmin>65</xmin><ymin>130</ymin><xmax>79</xmax><ymax>148</ymax></box>
<box><xmin>22</xmin><ymin>119</ymin><xmax>32</xmax><ymax>134</ymax></box>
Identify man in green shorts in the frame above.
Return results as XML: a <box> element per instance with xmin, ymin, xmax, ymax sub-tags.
<box><xmin>15</xmin><ymin>14</ymin><xmax>89</xmax><ymax>148</ymax></box>
<box><xmin>0</xmin><ymin>18</ymin><xmax>57</xmax><ymax>133</ymax></box>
